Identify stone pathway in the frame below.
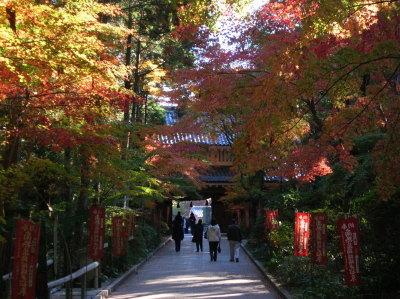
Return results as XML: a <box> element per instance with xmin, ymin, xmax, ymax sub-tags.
<box><xmin>109</xmin><ymin>235</ymin><xmax>277</xmax><ymax>298</ymax></box>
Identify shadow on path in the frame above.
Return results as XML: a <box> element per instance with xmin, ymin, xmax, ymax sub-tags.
<box><xmin>109</xmin><ymin>235</ymin><xmax>277</xmax><ymax>298</ymax></box>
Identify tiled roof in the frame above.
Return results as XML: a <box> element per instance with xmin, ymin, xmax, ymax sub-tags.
<box><xmin>264</xmin><ymin>175</ymin><xmax>287</xmax><ymax>183</ymax></box>
<box><xmin>158</xmin><ymin>133</ymin><xmax>231</xmax><ymax>146</ymax></box>
<box><xmin>199</xmin><ymin>167</ymin><xmax>234</xmax><ymax>183</ymax></box>
<box><xmin>161</xmin><ymin>107</ymin><xmax>232</xmax><ymax>146</ymax></box>
<box><xmin>161</xmin><ymin>107</ymin><xmax>282</xmax><ymax>184</ymax></box>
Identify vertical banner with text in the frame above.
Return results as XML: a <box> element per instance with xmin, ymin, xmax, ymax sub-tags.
<box><xmin>11</xmin><ymin>219</ymin><xmax>41</xmax><ymax>299</ymax></box>
<box><xmin>112</xmin><ymin>216</ymin><xmax>126</xmax><ymax>257</ymax></box>
<box><xmin>294</xmin><ymin>212</ymin><xmax>311</xmax><ymax>256</ymax></box>
<box><xmin>126</xmin><ymin>214</ymin><xmax>134</xmax><ymax>239</ymax></box>
<box><xmin>265</xmin><ymin>210</ymin><xmax>279</xmax><ymax>232</ymax></box>
<box><xmin>337</xmin><ymin>216</ymin><xmax>361</xmax><ymax>286</ymax></box>
<box><xmin>88</xmin><ymin>205</ymin><xmax>105</xmax><ymax>261</ymax></box>
<box><xmin>311</xmin><ymin>212</ymin><xmax>327</xmax><ymax>265</ymax></box>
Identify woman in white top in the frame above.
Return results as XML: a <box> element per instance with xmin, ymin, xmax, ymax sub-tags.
<box><xmin>206</xmin><ymin>218</ymin><xmax>221</xmax><ymax>261</ymax></box>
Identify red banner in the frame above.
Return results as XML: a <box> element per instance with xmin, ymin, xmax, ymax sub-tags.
<box><xmin>337</xmin><ymin>216</ymin><xmax>361</xmax><ymax>286</ymax></box>
<box><xmin>88</xmin><ymin>205</ymin><xmax>105</xmax><ymax>261</ymax></box>
<box><xmin>112</xmin><ymin>216</ymin><xmax>126</xmax><ymax>256</ymax></box>
<box><xmin>311</xmin><ymin>212</ymin><xmax>327</xmax><ymax>265</ymax></box>
<box><xmin>294</xmin><ymin>212</ymin><xmax>311</xmax><ymax>256</ymax></box>
<box><xmin>11</xmin><ymin>219</ymin><xmax>41</xmax><ymax>299</ymax></box>
<box><xmin>265</xmin><ymin>210</ymin><xmax>279</xmax><ymax>231</ymax></box>
<box><xmin>125</xmin><ymin>214</ymin><xmax>134</xmax><ymax>238</ymax></box>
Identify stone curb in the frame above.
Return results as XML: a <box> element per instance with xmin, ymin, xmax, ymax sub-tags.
<box><xmin>98</xmin><ymin>237</ymin><xmax>172</xmax><ymax>298</ymax></box>
<box><xmin>241</xmin><ymin>242</ymin><xmax>293</xmax><ymax>299</ymax></box>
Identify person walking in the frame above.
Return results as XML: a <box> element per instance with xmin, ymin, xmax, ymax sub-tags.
<box><xmin>227</xmin><ymin>218</ymin><xmax>242</xmax><ymax>262</ymax></box>
<box><xmin>184</xmin><ymin>217</ymin><xmax>189</xmax><ymax>234</ymax></box>
<box><xmin>192</xmin><ymin>219</ymin><xmax>204</xmax><ymax>252</ymax></box>
<box><xmin>206</xmin><ymin>219</ymin><xmax>221</xmax><ymax>261</ymax></box>
<box><xmin>188</xmin><ymin>212</ymin><xmax>196</xmax><ymax>235</ymax></box>
<box><xmin>172</xmin><ymin>212</ymin><xmax>184</xmax><ymax>252</ymax></box>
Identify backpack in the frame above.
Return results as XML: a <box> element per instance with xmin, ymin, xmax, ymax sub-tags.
<box><xmin>207</xmin><ymin>225</ymin><xmax>219</xmax><ymax>241</ymax></box>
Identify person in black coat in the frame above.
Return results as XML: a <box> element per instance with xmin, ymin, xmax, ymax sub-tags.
<box><xmin>192</xmin><ymin>219</ymin><xmax>204</xmax><ymax>252</ymax></box>
<box><xmin>227</xmin><ymin>218</ymin><xmax>242</xmax><ymax>262</ymax></box>
<box><xmin>188</xmin><ymin>212</ymin><xmax>196</xmax><ymax>235</ymax></box>
<box><xmin>172</xmin><ymin>212</ymin><xmax>184</xmax><ymax>252</ymax></box>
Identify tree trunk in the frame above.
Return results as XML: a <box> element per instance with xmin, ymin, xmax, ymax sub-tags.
<box><xmin>2</xmin><ymin>93</ymin><xmax>26</xmax><ymax>169</ymax></box>
<box><xmin>124</xmin><ymin>0</ymin><xmax>133</xmax><ymax>124</ymax></box>
<box><xmin>77</xmin><ymin>146</ymin><xmax>90</xmax><ymax>298</ymax></box>
<box><xmin>143</xmin><ymin>94</ymin><xmax>148</xmax><ymax>124</ymax></box>
<box><xmin>36</xmin><ymin>219</ymin><xmax>49</xmax><ymax>299</ymax></box>
<box><xmin>2</xmin><ymin>137</ymin><xmax>21</xmax><ymax>169</ymax></box>
<box><xmin>75</xmin><ymin>146</ymin><xmax>90</xmax><ymax>248</ymax></box>
<box><xmin>122</xmin><ymin>0</ymin><xmax>133</xmax><ymax>159</ymax></box>
<box><xmin>131</xmin><ymin>39</ymin><xmax>142</xmax><ymax>124</ymax></box>
<box><xmin>62</xmin><ymin>148</ymin><xmax>73</xmax><ymax>299</ymax></box>
<box><xmin>0</xmin><ymin>231</ymin><xmax>12</xmax><ymax>298</ymax></box>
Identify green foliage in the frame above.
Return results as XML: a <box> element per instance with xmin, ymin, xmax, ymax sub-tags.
<box><xmin>248</xmin><ymin>215</ymin><xmax>266</xmax><ymax>246</ymax></box>
<box><xmin>275</xmin><ymin>257</ymin><xmax>358</xmax><ymax>299</ymax></box>
<box><xmin>0</xmin><ymin>158</ymin><xmax>72</xmax><ymax>213</ymax></box>
<box><xmin>352</xmin><ymin>132</ymin><xmax>384</xmax><ymax>155</ymax></box>
<box><xmin>356</xmin><ymin>198</ymin><xmax>400</xmax><ymax>293</ymax></box>
<box><xmin>167</xmin><ymin>176</ymin><xmax>202</xmax><ymax>200</ymax></box>
<box><xmin>246</xmin><ymin>132</ymin><xmax>400</xmax><ymax>297</ymax></box>
<box><xmin>159</xmin><ymin>221</ymin><xmax>170</xmax><ymax>236</ymax></box>
<box><xmin>102</xmin><ymin>221</ymin><xmax>161</xmax><ymax>280</ymax></box>
<box><xmin>0</xmin><ymin>165</ymin><xmax>29</xmax><ymax>205</ymax></box>
<box><xmin>269</xmin><ymin>222</ymin><xmax>293</xmax><ymax>257</ymax></box>
<box><xmin>146</xmin><ymin>99</ymin><xmax>166</xmax><ymax>125</ymax></box>
<box><xmin>268</xmin><ymin>189</ymin><xmax>302</xmax><ymax>218</ymax></box>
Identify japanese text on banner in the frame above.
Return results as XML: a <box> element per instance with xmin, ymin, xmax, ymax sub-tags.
<box><xmin>88</xmin><ymin>206</ymin><xmax>105</xmax><ymax>261</ymax></box>
<box><xmin>312</xmin><ymin>212</ymin><xmax>327</xmax><ymax>265</ymax></box>
<box><xmin>338</xmin><ymin>217</ymin><xmax>361</xmax><ymax>286</ymax></box>
<box><xmin>294</xmin><ymin>212</ymin><xmax>311</xmax><ymax>256</ymax></box>
<box><xmin>265</xmin><ymin>210</ymin><xmax>279</xmax><ymax>231</ymax></box>
<box><xmin>12</xmin><ymin>219</ymin><xmax>41</xmax><ymax>299</ymax></box>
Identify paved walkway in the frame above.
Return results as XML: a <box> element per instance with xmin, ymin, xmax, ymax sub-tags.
<box><xmin>109</xmin><ymin>235</ymin><xmax>277</xmax><ymax>299</ymax></box>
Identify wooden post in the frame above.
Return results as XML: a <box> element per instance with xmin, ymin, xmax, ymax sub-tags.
<box><xmin>94</xmin><ymin>267</ymin><xmax>99</xmax><ymax>289</ymax></box>
<box><xmin>7</xmin><ymin>277</ymin><xmax>11</xmax><ymax>299</ymax></box>
<box><xmin>53</xmin><ymin>215</ymin><xmax>58</xmax><ymax>277</ymax></box>
<box><xmin>245</xmin><ymin>208</ymin><xmax>250</xmax><ymax>229</ymax></box>
<box><xmin>80</xmin><ymin>270</ymin><xmax>87</xmax><ymax>299</ymax></box>
<box><xmin>236</xmin><ymin>209</ymin><xmax>241</xmax><ymax>225</ymax></box>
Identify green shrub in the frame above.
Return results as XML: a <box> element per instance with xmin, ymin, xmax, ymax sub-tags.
<box><xmin>101</xmin><ymin>221</ymin><xmax>161</xmax><ymax>280</ymax></box>
<box><xmin>275</xmin><ymin>256</ymin><xmax>358</xmax><ymax>298</ymax></box>
<box><xmin>269</xmin><ymin>222</ymin><xmax>293</xmax><ymax>256</ymax></box>
<box><xmin>159</xmin><ymin>221</ymin><xmax>170</xmax><ymax>236</ymax></box>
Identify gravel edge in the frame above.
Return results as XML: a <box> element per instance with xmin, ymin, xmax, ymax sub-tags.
<box><xmin>98</xmin><ymin>237</ymin><xmax>172</xmax><ymax>298</ymax></box>
<box><xmin>241</xmin><ymin>242</ymin><xmax>293</xmax><ymax>299</ymax></box>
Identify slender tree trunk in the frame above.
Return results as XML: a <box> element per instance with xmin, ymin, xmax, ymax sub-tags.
<box><xmin>75</xmin><ymin>146</ymin><xmax>90</xmax><ymax>247</ymax></box>
<box><xmin>2</xmin><ymin>93</ymin><xmax>26</xmax><ymax>168</ymax></box>
<box><xmin>303</xmin><ymin>99</ymin><xmax>323</xmax><ymax>138</ymax></box>
<box><xmin>0</xmin><ymin>230</ymin><xmax>12</xmax><ymax>298</ymax></box>
<box><xmin>122</xmin><ymin>0</ymin><xmax>133</xmax><ymax>159</ymax></box>
<box><xmin>63</xmin><ymin>148</ymin><xmax>73</xmax><ymax>299</ymax></box>
<box><xmin>36</xmin><ymin>219</ymin><xmax>49</xmax><ymax>299</ymax></box>
<box><xmin>143</xmin><ymin>94</ymin><xmax>148</xmax><ymax>124</ymax></box>
<box><xmin>2</xmin><ymin>137</ymin><xmax>21</xmax><ymax>169</ymax></box>
<box><xmin>131</xmin><ymin>39</ymin><xmax>141</xmax><ymax>124</ymax></box>
<box><xmin>124</xmin><ymin>0</ymin><xmax>133</xmax><ymax>124</ymax></box>
<box><xmin>77</xmin><ymin>146</ymin><xmax>90</xmax><ymax>298</ymax></box>
<box><xmin>0</xmin><ymin>93</ymin><xmax>26</xmax><ymax>296</ymax></box>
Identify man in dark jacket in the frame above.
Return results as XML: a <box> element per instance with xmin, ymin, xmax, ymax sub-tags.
<box><xmin>192</xmin><ymin>219</ymin><xmax>204</xmax><ymax>252</ymax></box>
<box><xmin>172</xmin><ymin>212</ymin><xmax>184</xmax><ymax>252</ymax></box>
<box><xmin>227</xmin><ymin>218</ymin><xmax>242</xmax><ymax>262</ymax></box>
<box><xmin>188</xmin><ymin>212</ymin><xmax>196</xmax><ymax>235</ymax></box>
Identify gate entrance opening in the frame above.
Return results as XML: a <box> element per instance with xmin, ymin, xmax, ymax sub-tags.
<box><xmin>172</xmin><ymin>200</ymin><xmax>212</xmax><ymax>233</ymax></box>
